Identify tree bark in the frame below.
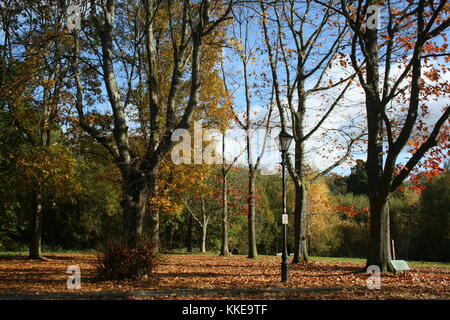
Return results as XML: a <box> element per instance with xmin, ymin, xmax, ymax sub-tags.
<box><xmin>201</xmin><ymin>197</ymin><xmax>208</xmax><ymax>253</ymax></box>
<box><xmin>201</xmin><ymin>223</ymin><xmax>207</xmax><ymax>253</ymax></box>
<box><xmin>293</xmin><ymin>184</ymin><xmax>309</xmax><ymax>263</ymax></box>
<box><xmin>247</xmin><ymin>168</ymin><xmax>258</xmax><ymax>258</ymax></box>
<box><xmin>29</xmin><ymin>188</ymin><xmax>43</xmax><ymax>259</ymax></box>
<box><xmin>292</xmin><ymin>79</ymin><xmax>309</xmax><ymax>264</ymax></box>
<box><xmin>148</xmin><ymin>172</ymin><xmax>159</xmax><ymax>254</ymax></box>
<box><xmin>366</xmin><ymin>198</ymin><xmax>392</xmax><ymax>272</ymax></box>
<box><xmin>121</xmin><ymin>168</ymin><xmax>149</xmax><ymax>241</ymax></box>
<box><xmin>187</xmin><ymin>212</ymin><xmax>193</xmax><ymax>253</ymax></box>
<box><xmin>150</xmin><ymin>207</ymin><xmax>160</xmax><ymax>254</ymax></box>
<box><xmin>221</xmin><ymin>165</ymin><xmax>230</xmax><ymax>255</ymax></box>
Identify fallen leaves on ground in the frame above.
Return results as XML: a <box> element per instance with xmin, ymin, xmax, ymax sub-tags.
<box><xmin>0</xmin><ymin>253</ymin><xmax>448</xmax><ymax>299</ymax></box>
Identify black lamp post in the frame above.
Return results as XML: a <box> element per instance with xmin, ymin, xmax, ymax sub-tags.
<box><xmin>279</xmin><ymin>128</ymin><xmax>293</xmax><ymax>283</ymax></box>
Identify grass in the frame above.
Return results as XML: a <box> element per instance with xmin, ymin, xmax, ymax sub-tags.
<box><xmin>1</xmin><ymin>250</ymin><xmax>448</xmax><ymax>269</ymax></box>
<box><xmin>310</xmin><ymin>256</ymin><xmax>450</xmax><ymax>269</ymax></box>
<box><xmin>309</xmin><ymin>256</ymin><xmax>366</xmax><ymax>264</ymax></box>
<box><xmin>0</xmin><ymin>249</ymin><xmax>96</xmax><ymax>257</ymax></box>
<box><xmin>251</xmin><ymin>254</ymin><xmax>450</xmax><ymax>269</ymax></box>
<box><xmin>406</xmin><ymin>260</ymin><xmax>450</xmax><ymax>268</ymax></box>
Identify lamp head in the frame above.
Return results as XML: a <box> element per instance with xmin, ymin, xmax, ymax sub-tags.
<box><xmin>279</xmin><ymin>128</ymin><xmax>293</xmax><ymax>152</ymax></box>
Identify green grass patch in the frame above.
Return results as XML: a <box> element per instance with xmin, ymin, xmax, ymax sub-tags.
<box><xmin>0</xmin><ymin>251</ymin><xmax>28</xmax><ymax>256</ymax></box>
<box><xmin>309</xmin><ymin>256</ymin><xmax>366</xmax><ymax>264</ymax></box>
<box><xmin>407</xmin><ymin>261</ymin><xmax>450</xmax><ymax>269</ymax></box>
<box><xmin>309</xmin><ymin>256</ymin><xmax>450</xmax><ymax>269</ymax></box>
<box><xmin>0</xmin><ymin>249</ymin><xmax>96</xmax><ymax>257</ymax></box>
<box><xmin>1</xmin><ymin>250</ymin><xmax>448</xmax><ymax>269</ymax></box>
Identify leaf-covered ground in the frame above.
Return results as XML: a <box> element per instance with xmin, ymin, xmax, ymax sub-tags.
<box><xmin>0</xmin><ymin>253</ymin><xmax>448</xmax><ymax>299</ymax></box>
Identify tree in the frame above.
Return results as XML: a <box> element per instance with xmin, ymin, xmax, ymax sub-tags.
<box><xmin>219</xmin><ymin>132</ymin><xmax>244</xmax><ymax>255</ymax></box>
<box><xmin>307</xmin><ymin>177</ymin><xmax>339</xmax><ymax>256</ymax></box>
<box><xmin>258</xmin><ymin>0</ymin><xmax>362</xmax><ymax>263</ymax></box>
<box><xmin>224</xmin><ymin>5</ymin><xmax>274</xmax><ymax>258</ymax></box>
<box><xmin>346</xmin><ymin>159</ymin><xmax>368</xmax><ymax>195</ymax></box>
<box><xmin>321</xmin><ymin>0</ymin><xmax>450</xmax><ymax>271</ymax></box>
<box><xmin>216</xmin><ymin>54</ymin><xmax>247</xmax><ymax>256</ymax></box>
<box><xmin>0</xmin><ymin>1</ymin><xmax>77</xmax><ymax>258</ymax></box>
<box><xmin>181</xmin><ymin>166</ymin><xmax>222</xmax><ymax>253</ymax></box>
<box><xmin>69</xmin><ymin>0</ymin><xmax>233</xmax><ymax>262</ymax></box>
<box><xmin>0</xmin><ymin>103</ymin><xmax>26</xmax><ymax>251</ymax></box>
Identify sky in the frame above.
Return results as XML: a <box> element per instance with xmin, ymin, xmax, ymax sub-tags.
<box><xmin>214</xmin><ymin>2</ymin><xmax>450</xmax><ymax>177</ymax></box>
<box><xmin>30</xmin><ymin>1</ymin><xmax>447</xmax><ymax>178</ymax></box>
<box><xmin>216</xmin><ymin>55</ymin><xmax>450</xmax><ymax>177</ymax></box>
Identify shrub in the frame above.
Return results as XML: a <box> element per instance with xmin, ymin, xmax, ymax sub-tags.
<box><xmin>334</xmin><ymin>221</ymin><xmax>368</xmax><ymax>258</ymax></box>
<box><xmin>95</xmin><ymin>236</ymin><xmax>158</xmax><ymax>280</ymax></box>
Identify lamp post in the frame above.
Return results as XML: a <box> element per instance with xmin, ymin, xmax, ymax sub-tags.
<box><xmin>279</xmin><ymin>128</ymin><xmax>293</xmax><ymax>283</ymax></box>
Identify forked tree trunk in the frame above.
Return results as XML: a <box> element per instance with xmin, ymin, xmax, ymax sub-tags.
<box><xmin>122</xmin><ymin>165</ymin><xmax>161</xmax><ymax>254</ymax></box>
<box><xmin>29</xmin><ymin>189</ymin><xmax>44</xmax><ymax>259</ymax></box>
<box><xmin>121</xmin><ymin>168</ymin><xmax>149</xmax><ymax>244</ymax></box>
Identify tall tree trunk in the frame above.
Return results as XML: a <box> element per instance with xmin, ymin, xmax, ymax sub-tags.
<box><xmin>366</xmin><ymin>197</ymin><xmax>392</xmax><ymax>272</ymax></box>
<box><xmin>29</xmin><ymin>188</ymin><xmax>43</xmax><ymax>259</ymax></box>
<box><xmin>121</xmin><ymin>168</ymin><xmax>148</xmax><ymax>244</ymax></box>
<box><xmin>150</xmin><ymin>207</ymin><xmax>159</xmax><ymax>254</ymax></box>
<box><xmin>292</xmin><ymin>87</ymin><xmax>309</xmax><ymax>263</ymax></box>
<box><xmin>201</xmin><ymin>223</ymin><xmax>207</xmax><ymax>253</ymax></box>
<box><xmin>364</xmin><ymin>69</ymin><xmax>392</xmax><ymax>271</ymax></box>
<box><xmin>293</xmin><ymin>184</ymin><xmax>309</xmax><ymax>263</ymax></box>
<box><xmin>148</xmin><ymin>172</ymin><xmax>159</xmax><ymax>253</ymax></box>
<box><xmin>187</xmin><ymin>212</ymin><xmax>193</xmax><ymax>253</ymax></box>
<box><xmin>29</xmin><ymin>85</ymin><xmax>51</xmax><ymax>260</ymax></box>
<box><xmin>201</xmin><ymin>197</ymin><xmax>207</xmax><ymax>253</ymax></box>
<box><xmin>221</xmin><ymin>166</ymin><xmax>229</xmax><ymax>255</ymax></box>
<box><xmin>247</xmin><ymin>168</ymin><xmax>258</xmax><ymax>258</ymax></box>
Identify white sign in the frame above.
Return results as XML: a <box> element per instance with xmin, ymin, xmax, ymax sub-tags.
<box><xmin>282</xmin><ymin>214</ymin><xmax>288</xmax><ymax>225</ymax></box>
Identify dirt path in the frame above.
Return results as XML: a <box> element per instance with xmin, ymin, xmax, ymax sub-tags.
<box><xmin>0</xmin><ymin>286</ymin><xmax>350</xmax><ymax>300</ymax></box>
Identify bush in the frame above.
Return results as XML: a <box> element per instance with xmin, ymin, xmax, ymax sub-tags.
<box><xmin>334</xmin><ymin>221</ymin><xmax>368</xmax><ymax>258</ymax></box>
<box><xmin>95</xmin><ymin>236</ymin><xmax>158</xmax><ymax>280</ymax></box>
